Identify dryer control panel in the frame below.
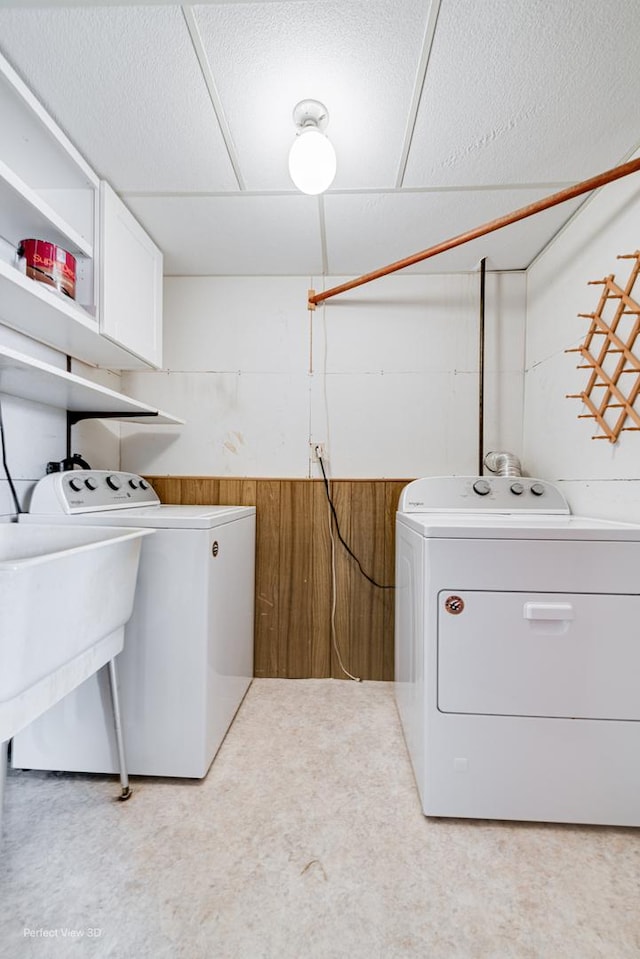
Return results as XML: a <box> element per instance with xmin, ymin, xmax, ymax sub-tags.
<box><xmin>29</xmin><ymin>470</ymin><xmax>161</xmax><ymax>514</ymax></box>
<box><xmin>398</xmin><ymin>476</ymin><xmax>570</xmax><ymax>514</ymax></box>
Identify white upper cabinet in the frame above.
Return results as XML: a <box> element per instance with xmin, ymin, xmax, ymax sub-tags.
<box><xmin>0</xmin><ymin>51</ymin><xmax>163</xmax><ymax>371</ymax></box>
<box><xmin>99</xmin><ymin>182</ymin><xmax>162</xmax><ymax>369</ymax></box>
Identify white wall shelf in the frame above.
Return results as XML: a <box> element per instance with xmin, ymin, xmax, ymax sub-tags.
<box><xmin>0</xmin><ymin>259</ymin><xmax>158</xmax><ymax>371</ymax></box>
<box><xmin>0</xmin><ymin>160</ymin><xmax>94</xmax><ymax>257</ymax></box>
<box><xmin>0</xmin><ymin>52</ymin><xmax>97</xmax><ymax>306</ymax></box>
<box><xmin>0</xmin><ymin>344</ymin><xmax>183</xmax><ymax>424</ymax></box>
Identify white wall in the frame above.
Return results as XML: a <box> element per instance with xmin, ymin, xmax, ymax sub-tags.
<box><xmin>0</xmin><ymin>327</ymin><xmax>66</xmax><ymax>518</ymax></box>
<box><xmin>69</xmin><ymin>359</ymin><xmax>122</xmax><ymax>472</ymax></box>
<box><xmin>120</xmin><ymin>271</ymin><xmax>526</xmax><ymax>479</ymax></box>
<box><xmin>0</xmin><ymin>263</ymin><xmax>526</xmax><ymax>508</ymax></box>
<box><xmin>0</xmin><ymin>327</ymin><xmax>121</xmax><ymax>520</ymax></box>
<box><xmin>524</xmin><ymin>157</ymin><xmax>640</xmax><ymax>521</ymax></box>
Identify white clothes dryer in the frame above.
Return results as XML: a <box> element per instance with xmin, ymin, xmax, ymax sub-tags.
<box><xmin>13</xmin><ymin>470</ymin><xmax>255</xmax><ymax>779</ymax></box>
<box><xmin>395</xmin><ymin>475</ymin><xmax>640</xmax><ymax>826</ymax></box>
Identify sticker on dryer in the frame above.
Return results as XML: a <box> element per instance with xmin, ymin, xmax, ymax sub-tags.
<box><xmin>444</xmin><ymin>595</ymin><xmax>465</xmax><ymax>615</ymax></box>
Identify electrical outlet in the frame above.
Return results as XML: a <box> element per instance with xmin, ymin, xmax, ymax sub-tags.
<box><xmin>310</xmin><ymin>442</ymin><xmax>326</xmax><ymax>462</ymax></box>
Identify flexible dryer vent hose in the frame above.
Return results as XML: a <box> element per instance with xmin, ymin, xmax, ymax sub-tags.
<box><xmin>484</xmin><ymin>451</ymin><xmax>523</xmax><ymax>477</ymax></box>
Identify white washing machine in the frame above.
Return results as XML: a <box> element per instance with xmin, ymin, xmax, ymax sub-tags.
<box><xmin>395</xmin><ymin>475</ymin><xmax>640</xmax><ymax>826</ymax></box>
<box><xmin>13</xmin><ymin>470</ymin><xmax>255</xmax><ymax>779</ymax></box>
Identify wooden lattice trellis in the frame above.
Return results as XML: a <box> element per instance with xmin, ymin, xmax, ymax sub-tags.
<box><xmin>566</xmin><ymin>250</ymin><xmax>640</xmax><ymax>443</ymax></box>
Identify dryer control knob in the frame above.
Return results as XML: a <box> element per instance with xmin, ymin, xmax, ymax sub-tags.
<box><xmin>530</xmin><ymin>482</ymin><xmax>545</xmax><ymax>496</ymax></box>
<box><xmin>128</xmin><ymin>478</ymin><xmax>139</xmax><ymax>490</ymax></box>
<box><xmin>510</xmin><ymin>482</ymin><xmax>524</xmax><ymax>495</ymax></box>
<box><xmin>139</xmin><ymin>479</ymin><xmax>149</xmax><ymax>490</ymax></box>
<box><xmin>84</xmin><ymin>477</ymin><xmax>98</xmax><ymax>491</ymax></box>
<box><xmin>106</xmin><ymin>474</ymin><xmax>121</xmax><ymax>490</ymax></box>
<box><xmin>473</xmin><ymin>479</ymin><xmax>491</xmax><ymax>496</ymax></box>
<box><xmin>68</xmin><ymin>477</ymin><xmax>83</xmax><ymax>492</ymax></box>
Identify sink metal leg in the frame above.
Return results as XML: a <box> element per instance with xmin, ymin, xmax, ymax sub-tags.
<box><xmin>107</xmin><ymin>658</ymin><xmax>132</xmax><ymax>802</ymax></box>
<box><xmin>0</xmin><ymin>740</ymin><xmax>7</xmax><ymax>837</ymax></box>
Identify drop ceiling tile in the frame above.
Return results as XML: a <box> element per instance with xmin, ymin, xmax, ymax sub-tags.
<box><xmin>1</xmin><ymin>0</ymin><xmax>636</xmax><ymax>281</ymax></box>
<box><xmin>0</xmin><ymin>6</ymin><xmax>238</xmax><ymax>191</ymax></box>
<box><xmin>405</xmin><ymin>0</ymin><xmax>640</xmax><ymax>187</ymax></box>
<box><xmin>323</xmin><ymin>189</ymin><xmax>586</xmax><ymax>274</ymax></box>
<box><xmin>193</xmin><ymin>0</ymin><xmax>431</xmax><ymax>191</ymax></box>
<box><xmin>124</xmin><ymin>193</ymin><xmax>323</xmax><ymax>275</ymax></box>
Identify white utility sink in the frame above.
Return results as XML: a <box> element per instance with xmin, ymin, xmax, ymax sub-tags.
<box><xmin>0</xmin><ymin>523</ymin><xmax>153</xmax><ymax>744</ymax></box>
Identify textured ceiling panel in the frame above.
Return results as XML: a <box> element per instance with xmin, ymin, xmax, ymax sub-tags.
<box><xmin>193</xmin><ymin>0</ymin><xmax>430</xmax><ymax>191</ymax></box>
<box><xmin>404</xmin><ymin>0</ymin><xmax>640</xmax><ymax>187</ymax></box>
<box><xmin>0</xmin><ymin>0</ymin><xmax>638</xmax><ymax>277</ymax></box>
<box><xmin>124</xmin><ymin>193</ymin><xmax>324</xmax><ymax>275</ymax></box>
<box><xmin>0</xmin><ymin>6</ymin><xmax>238</xmax><ymax>192</ymax></box>
<box><xmin>323</xmin><ymin>190</ymin><xmax>587</xmax><ymax>274</ymax></box>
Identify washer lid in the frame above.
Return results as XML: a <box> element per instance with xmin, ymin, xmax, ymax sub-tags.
<box><xmin>397</xmin><ymin>510</ymin><xmax>640</xmax><ymax>540</ymax></box>
<box><xmin>21</xmin><ymin>504</ymin><xmax>255</xmax><ymax>529</ymax></box>
<box><xmin>94</xmin><ymin>504</ymin><xmax>255</xmax><ymax>529</ymax></box>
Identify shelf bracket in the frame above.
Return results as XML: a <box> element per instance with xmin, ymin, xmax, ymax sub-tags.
<box><xmin>66</xmin><ymin>409</ymin><xmax>160</xmax><ymax>459</ymax></box>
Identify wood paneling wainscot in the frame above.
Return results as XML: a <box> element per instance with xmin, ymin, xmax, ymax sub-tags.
<box><xmin>145</xmin><ymin>477</ymin><xmax>409</xmax><ymax>681</ymax></box>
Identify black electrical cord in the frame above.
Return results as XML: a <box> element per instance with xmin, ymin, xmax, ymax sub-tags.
<box><xmin>0</xmin><ymin>397</ymin><xmax>23</xmax><ymax>514</ymax></box>
<box><xmin>318</xmin><ymin>454</ymin><xmax>394</xmax><ymax>590</ymax></box>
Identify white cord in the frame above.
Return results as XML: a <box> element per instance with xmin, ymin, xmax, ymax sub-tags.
<box><xmin>317</xmin><ymin>299</ymin><xmax>359</xmax><ymax>680</ymax></box>
<box><xmin>326</xmin><ymin>479</ymin><xmax>362</xmax><ymax>683</ymax></box>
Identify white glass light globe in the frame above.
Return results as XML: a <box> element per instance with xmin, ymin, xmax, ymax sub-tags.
<box><xmin>288</xmin><ymin>128</ymin><xmax>337</xmax><ymax>195</ymax></box>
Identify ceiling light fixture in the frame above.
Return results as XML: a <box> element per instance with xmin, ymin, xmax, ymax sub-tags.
<box><xmin>288</xmin><ymin>99</ymin><xmax>337</xmax><ymax>196</ymax></box>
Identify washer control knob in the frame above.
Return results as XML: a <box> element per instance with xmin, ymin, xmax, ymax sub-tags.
<box><xmin>128</xmin><ymin>478</ymin><xmax>139</xmax><ymax>490</ymax></box>
<box><xmin>530</xmin><ymin>482</ymin><xmax>545</xmax><ymax>497</ymax></box>
<box><xmin>510</xmin><ymin>482</ymin><xmax>524</xmax><ymax>495</ymax></box>
<box><xmin>106</xmin><ymin>474</ymin><xmax>121</xmax><ymax>490</ymax></box>
<box><xmin>68</xmin><ymin>477</ymin><xmax>83</xmax><ymax>492</ymax></box>
<box><xmin>84</xmin><ymin>477</ymin><xmax>98</xmax><ymax>491</ymax></box>
<box><xmin>139</xmin><ymin>479</ymin><xmax>149</xmax><ymax>490</ymax></box>
<box><xmin>473</xmin><ymin>479</ymin><xmax>491</xmax><ymax>496</ymax></box>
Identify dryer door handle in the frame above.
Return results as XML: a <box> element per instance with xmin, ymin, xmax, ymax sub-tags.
<box><xmin>523</xmin><ymin>602</ymin><xmax>574</xmax><ymax>621</ymax></box>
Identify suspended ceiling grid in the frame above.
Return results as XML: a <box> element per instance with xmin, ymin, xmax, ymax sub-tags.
<box><xmin>0</xmin><ymin>0</ymin><xmax>639</xmax><ymax>277</ymax></box>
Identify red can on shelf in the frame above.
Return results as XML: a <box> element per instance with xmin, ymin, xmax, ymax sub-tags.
<box><xmin>18</xmin><ymin>239</ymin><xmax>76</xmax><ymax>300</ymax></box>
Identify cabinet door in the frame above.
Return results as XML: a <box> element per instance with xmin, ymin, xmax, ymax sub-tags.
<box><xmin>99</xmin><ymin>181</ymin><xmax>162</xmax><ymax>368</ymax></box>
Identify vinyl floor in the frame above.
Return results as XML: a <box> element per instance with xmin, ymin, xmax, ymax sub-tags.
<box><xmin>1</xmin><ymin>678</ymin><xmax>639</xmax><ymax>959</ymax></box>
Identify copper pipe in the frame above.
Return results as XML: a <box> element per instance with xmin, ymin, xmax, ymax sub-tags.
<box><xmin>308</xmin><ymin>156</ymin><xmax>640</xmax><ymax>308</ymax></box>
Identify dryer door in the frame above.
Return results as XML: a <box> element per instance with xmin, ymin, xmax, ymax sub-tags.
<box><xmin>437</xmin><ymin>590</ymin><xmax>640</xmax><ymax>720</ymax></box>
